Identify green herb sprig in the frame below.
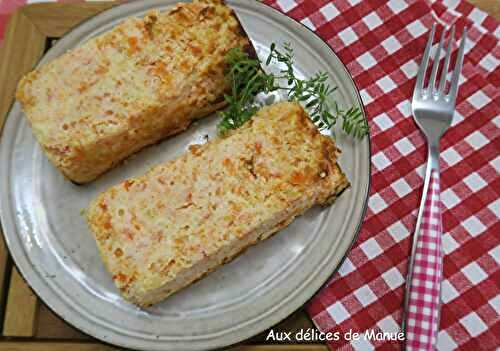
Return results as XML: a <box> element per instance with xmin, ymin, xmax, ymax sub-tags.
<box><xmin>217</xmin><ymin>43</ymin><xmax>368</xmax><ymax>139</ymax></box>
<box><xmin>217</xmin><ymin>48</ymin><xmax>277</xmax><ymax>133</ymax></box>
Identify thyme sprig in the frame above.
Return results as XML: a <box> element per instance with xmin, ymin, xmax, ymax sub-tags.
<box><xmin>218</xmin><ymin>48</ymin><xmax>277</xmax><ymax>132</ymax></box>
<box><xmin>217</xmin><ymin>43</ymin><xmax>368</xmax><ymax>139</ymax></box>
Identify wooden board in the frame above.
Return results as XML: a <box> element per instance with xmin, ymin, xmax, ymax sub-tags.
<box><xmin>3</xmin><ymin>268</ymin><xmax>38</xmax><ymax>337</ymax></box>
<box><xmin>0</xmin><ymin>342</ymin><xmax>327</xmax><ymax>351</ymax></box>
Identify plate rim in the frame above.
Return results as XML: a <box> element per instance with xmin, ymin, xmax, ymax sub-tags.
<box><xmin>0</xmin><ymin>1</ymin><xmax>372</xmax><ymax>349</ymax></box>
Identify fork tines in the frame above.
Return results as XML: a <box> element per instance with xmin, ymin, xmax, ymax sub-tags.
<box><xmin>414</xmin><ymin>24</ymin><xmax>467</xmax><ymax>103</ymax></box>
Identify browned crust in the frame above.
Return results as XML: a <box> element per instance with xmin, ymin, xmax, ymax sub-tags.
<box><xmin>222</xmin><ymin>0</ymin><xmax>258</xmax><ymax>61</ymax></box>
<box><xmin>70</xmin><ymin>98</ymin><xmax>227</xmax><ymax>185</ymax></box>
<box><xmin>139</xmin><ymin>175</ymin><xmax>348</xmax><ymax>307</ymax></box>
<box><xmin>87</xmin><ymin>102</ymin><xmax>351</xmax><ymax>307</ymax></box>
<box><xmin>17</xmin><ymin>0</ymin><xmax>251</xmax><ymax>185</ymax></box>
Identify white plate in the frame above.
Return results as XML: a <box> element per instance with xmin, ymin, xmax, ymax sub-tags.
<box><xmin>0</xmin><ymin>1</ymin><xmax>371</xmax><ymax>350</ymax></box>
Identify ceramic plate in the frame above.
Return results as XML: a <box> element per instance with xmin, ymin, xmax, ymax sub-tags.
<box><xmin>0</xmin><ymin>1</ymin><xmax>370</xmax><ymax>350</ymax></box>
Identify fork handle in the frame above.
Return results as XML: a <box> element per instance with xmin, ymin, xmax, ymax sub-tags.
<box><xmin>403</xmin><ymin>144</ymin><xmax>443</xmax><ymax>350</ymax></box>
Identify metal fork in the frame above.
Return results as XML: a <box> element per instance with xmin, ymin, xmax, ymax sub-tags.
<box><xmin>402</xmin><ymin>24</ymin><xmax>467</xmax><ymax>350</ymax></box>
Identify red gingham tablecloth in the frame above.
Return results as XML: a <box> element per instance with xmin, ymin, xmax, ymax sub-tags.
<box><xmin>261</xmin><ymin>0</ymin><xmax>499</xmax><ymax>350</ymax></box>
<box><xmin>1</xmin><ymin>0</ymin><xmax>499</xmax><ymax>350</ymax></box>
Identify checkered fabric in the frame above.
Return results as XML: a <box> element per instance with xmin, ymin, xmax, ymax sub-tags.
<box><xmin>0</xmin><ymin>0</ymin><xmax>499</xmax><ymax>350</ymax></box>
<box><xmin>261</xmin><ymin>0</ymin><xmax>499</xmax><ymax>350</ymax></box>
<box><xmin>406</xmin><ymin>170</ymin><xmax>443</xmax><ymax>351</ymax></box>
